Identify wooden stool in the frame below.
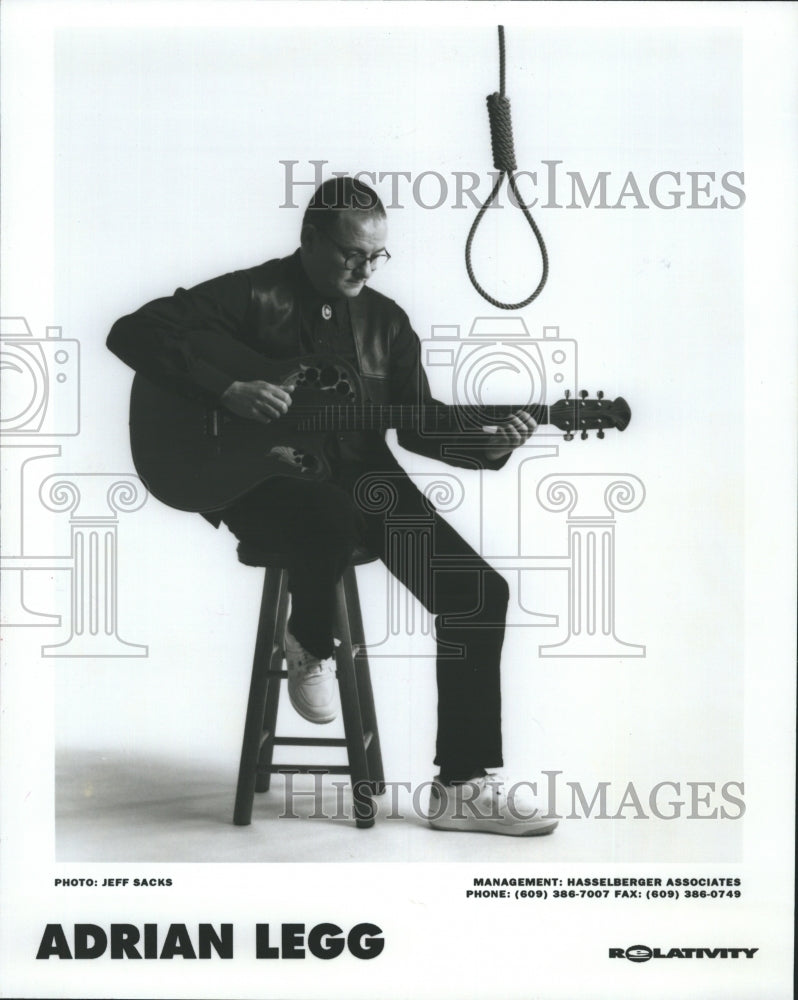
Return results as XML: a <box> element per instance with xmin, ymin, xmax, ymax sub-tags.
<box><xmin>233</xmin><ymin>545</ymin><xmax>384</xmax><ymax>829</ymax></box>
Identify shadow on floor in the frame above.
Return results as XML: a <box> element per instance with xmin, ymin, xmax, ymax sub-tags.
<box><xmin>56</xmin><ymin>746</ymin><xmax>431</xmax><ymax>863</ymax></box>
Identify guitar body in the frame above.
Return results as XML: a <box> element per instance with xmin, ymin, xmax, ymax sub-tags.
<box><xmin>131</xmin><ymin>347</ymin><xmax>363</xmax><ymax>512</ymax></box>
<box><xmin>129</xmin><ymin>333</ymin><xmax>631</xmax><ymax>513</ymax></box>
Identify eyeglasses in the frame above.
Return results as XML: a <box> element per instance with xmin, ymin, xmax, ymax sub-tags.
<box><xmin>319</xmin><ymin>229</ymin><xmax>391</xmax><ymax>271</ymax></box>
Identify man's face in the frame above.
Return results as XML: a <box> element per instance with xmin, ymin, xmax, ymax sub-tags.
<box><xmin>302</xmin><ymin>211</ymin><xmax>388</xmax><ymax>299</ymax></box>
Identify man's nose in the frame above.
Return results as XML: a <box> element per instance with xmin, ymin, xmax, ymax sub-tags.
<box><xmin>352</xmin><ymin>257</ymin><xmax>373</xmax><ymax>278</ymax></box>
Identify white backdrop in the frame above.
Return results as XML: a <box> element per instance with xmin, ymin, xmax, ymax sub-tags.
<box><xmin>51</xmin><ymin>18</ymin><xmax>744</xmax><ymax>838</ymax></box>
<box><xmin>1</xmin><ymin>3</ymin><xmax>795</xmax><ymax>999</ymax></box>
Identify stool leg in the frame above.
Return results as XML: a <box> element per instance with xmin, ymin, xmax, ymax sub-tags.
<box><xmin>343</xmin><ymin>567</ymin><xmax>385</xmax><ymax>795</ymax></box>
<box><xmin>234</xmin><ymin>567</ymin><xmax>283</xmax><ymax>826</ymax></box>
<box><xmin>334</xmin><ymin>580</ymin><xmax>375</xmax><ymax>829</ymax></box>
<box><xmin>256</xmin><ymin>571</ymin><xmax>290</xmax><ymax>793</ymax></box>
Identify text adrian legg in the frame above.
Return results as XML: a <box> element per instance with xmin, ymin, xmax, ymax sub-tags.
<box><xmin>36</xmin><ymin>922</ymin><xmax>384</xmax><ymax>960</ymax></box>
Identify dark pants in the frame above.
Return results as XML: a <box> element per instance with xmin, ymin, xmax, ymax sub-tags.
<box><xmin>220</xmin><ymin>470</ymin><xmax>508</xmax><ymax>777</ymax></box>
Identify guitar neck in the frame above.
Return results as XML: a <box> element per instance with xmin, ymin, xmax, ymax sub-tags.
<box><xmin>292</xmin><ymin>402</ymin><xmax>552</xmax><ymax>433</ymax></box>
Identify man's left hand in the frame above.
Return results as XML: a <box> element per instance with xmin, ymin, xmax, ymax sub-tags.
<box><xmin>482</xmin><ymin>410</ymin><xmax>538</xmax><ymax>461</ymax></box>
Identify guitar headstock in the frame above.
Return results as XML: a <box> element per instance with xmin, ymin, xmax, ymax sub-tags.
<box><xmin>550</xmin><ymin>390</ymin><xmax>631</xmax><ymax>441</ymax></box>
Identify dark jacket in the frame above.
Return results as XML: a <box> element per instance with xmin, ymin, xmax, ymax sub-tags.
<box><xmin>107</xmin><ymin>252</ymin><xmax>507</xmax><ymax>513</ymax></box>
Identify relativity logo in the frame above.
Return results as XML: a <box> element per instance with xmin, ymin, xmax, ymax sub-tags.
<box><xmin>610</xmin><ymin>944</ymin><xmax>758</xmax><ymax>962</ymax></box>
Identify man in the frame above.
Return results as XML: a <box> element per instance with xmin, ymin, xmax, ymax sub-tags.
<box><xmin>108</xmin><ymin>176</ymin><xmax>557</xmax><ymax>837</ymax></box>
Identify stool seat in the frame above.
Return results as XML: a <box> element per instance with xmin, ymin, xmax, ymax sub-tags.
<box><xmin>236</xmin><ymin>542</ymin><xmax>378</xmax><ymax>569</ymax></box>
<box><xmin>233</xmin><ymin>547</ymin><xmax>384</xmax><ymax>829</ymax></box>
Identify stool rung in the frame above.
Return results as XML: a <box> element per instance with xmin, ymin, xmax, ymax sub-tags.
<box><xmin>272</xmin><ymin>736</ymin><xmax>348</xmax><ymax>747</ymax></box>
<box><xmin>259</xmin><ymin>764</ymin><xmax>352</xmax><ymax>775</ymax></box>
<box><xmin>261</xmin><ymin>733</ymin><xmax>373</xmax><ymax>750</ymax></box>
<box><xmin>265</xmin><ymin>669</ymin><xmax>342</xmax><ymax>679</ymax></box>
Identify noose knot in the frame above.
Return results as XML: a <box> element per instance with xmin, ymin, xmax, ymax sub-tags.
<box><xmin>487</xmin><ymin>92</ymin><xmax>517</xmax><ymax>172</ymax></box>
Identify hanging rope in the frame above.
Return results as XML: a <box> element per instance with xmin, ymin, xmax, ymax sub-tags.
<box><xmin>465</xmin><ymin>26</ymin><xmax>549</xmax><ymax>310</ymax></box>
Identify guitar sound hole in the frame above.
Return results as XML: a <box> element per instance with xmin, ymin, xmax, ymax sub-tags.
<box><xmin>336</xmin><ymin>380</ymin><xmax>350</xmax><ymax>395</ymax></box>
<box><xmin>319</xmin><ymin>366</ymin><xmax>338</xmax><ymax>387</ymax></box>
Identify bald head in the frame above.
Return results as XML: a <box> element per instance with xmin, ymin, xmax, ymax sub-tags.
<box><xmin>299</xmin><ymin>176</ymin><xmax>389</xmax><ymax>299</ymax></box>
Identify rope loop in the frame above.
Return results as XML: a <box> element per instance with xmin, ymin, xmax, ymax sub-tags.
<box><xmin>465</xmin><ymin>26</ymin><xmax>549</xmax><ymax>311</ymax></box>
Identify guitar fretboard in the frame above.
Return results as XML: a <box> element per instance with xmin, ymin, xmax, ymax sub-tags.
<box><xmin>292</xmin><ymin>403</ymin><xmax>552</xmax><ymax>433</ymax></box>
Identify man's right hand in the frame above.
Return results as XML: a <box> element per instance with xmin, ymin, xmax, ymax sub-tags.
<box><xmin>220</xmin><ymin>380</ymin><xmax>294</xmax><ymax>423</ymax></box>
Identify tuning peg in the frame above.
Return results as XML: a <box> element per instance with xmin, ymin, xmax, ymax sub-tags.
<box><xmin>564</xmin><ymin>432</ymin><xmax>574</xmax><ymax>441</ymax></box>
<box><xmin>597</xmin><ymin>390</ymin><xmax>604</xmax><ymax>400</ymax></box>
<box><xmin>580</xmin><ymin>429</ymin><xmax>588</xmax><ymax>440</ymax></box>
<box><xmin>597</xmin><ymin>428</ymin><xmax>605</xmax><ymax>439</ymax></box>
<box><xmin>564</xmin><ymin>389</ymin><xmax>571</xmax><ymax>400</ymax></box>
<box><xmin>579</xmin><ymin>390</ymin><xmax>588</xmax><ymax>399</ymax></box>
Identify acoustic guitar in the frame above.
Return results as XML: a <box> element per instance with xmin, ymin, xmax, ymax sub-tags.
<box><xmin>129</xmin><ymin>335</ymin><xmax>631</xmax><ymax>512</ymax></box>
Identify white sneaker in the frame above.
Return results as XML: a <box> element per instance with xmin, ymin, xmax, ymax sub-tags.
<box><xmin>426</xmin><ymin>773</ymin><xmax>559</xmax><ymax>837</ymax></box>
<box><xmin>284</xmin><ymin>630</ymin><xmax>338</xmax><ymax>724</ymax></box>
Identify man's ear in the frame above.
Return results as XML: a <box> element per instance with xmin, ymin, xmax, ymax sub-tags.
<box><xmin>300</xmin><ymin>224</ymin><xmax>316</xmax><ymax>251</ymax></box>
